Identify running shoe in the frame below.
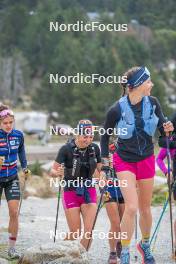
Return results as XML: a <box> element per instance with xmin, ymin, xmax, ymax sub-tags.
<box><xmin>108</xmin><ymin>252</ymin><xmax>118</xmax><ymax>264</ymax></box>
<box><xmin>120</xmin><ymin>248</ymin><xmax>130</xmax><ymax>264</ymax></box>
<box><xmin>137</xmin><ymin>241</ymin><xmax>156</xmax><ymax>264</ymax></box>
<box><xmin>8</xmin><ymin>247</ymin><xmax>21</xmax><ymax>259</ymax></box>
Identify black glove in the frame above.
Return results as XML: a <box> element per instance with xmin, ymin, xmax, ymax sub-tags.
<box><xmin>101</xmin><ymin>165</ymin><xmax>111</xmax><ymax>179</ymax></box>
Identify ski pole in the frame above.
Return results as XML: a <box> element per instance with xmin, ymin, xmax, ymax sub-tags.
<box><xmin>86</xmin><ymin>184</ymin><xmax>108</xmax><ymax>251</ymax></box>
<box><xmin>54</xmin><ymin>163</ymin><xmax>64</xmax><ymax>243</ymax></box>
<box><xmin>150</xmin><ymin>197</ymin><xmax>169</xmax><ymax>248</ymax></box>
<box><xmin>54</xmin><ymin>185</ymin><xmax>62</xmax><ymax>243</ymax></box>
<box><xmin>166</xmin><ymin>134</ymin><xmax>174</xmax><ymax>255</ymax></box>
<box><xmin>0</xmin><ymin>157</ymin><xmax>5</xmax><ymax>206</ymax></box>
<box><xmin>135</xmin><ymin>214</ymin><xmax>138</xmax><ymax>261</ymax></box>
<box><xmin>18</xmin><ymin>169</ymin><xmax>31</xmax><ymax>215</ymax></box>
<box><xmin>150</xmin><ymin>179</ymin><xmax>176</xmax><ymax>251</ymax></box>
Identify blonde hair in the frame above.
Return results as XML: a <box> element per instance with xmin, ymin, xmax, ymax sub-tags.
<box><xmin>75</xmin><ymin>119</ymin><xmax>93</xmax><ymax>138</ymax></box>
<box><xmin>78</xmin><ymin>119</ymin><xmax>93</xmax><ymax>126</ymax></box>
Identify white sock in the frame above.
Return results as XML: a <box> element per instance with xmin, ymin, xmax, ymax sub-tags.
<box><xmin>8</xmin><ymin>233</ymin><xmax>16</xmax><ymax>248</ymax></box>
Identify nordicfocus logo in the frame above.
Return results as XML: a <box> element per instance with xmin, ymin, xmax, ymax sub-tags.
<box><xmin>49</xmin><ymin>21</ymin><xmax>128</xmax><ymax>32</ymax></box>
<box><xmin>49</xmin><ymin>178</ymin><xmax>128</xmax><ymax>189</ymax></box>
<box><xmin>49</xmin><ymin>73</ymin><xmax>127</xmax><ymax>85</ymax></box>
<box><xmin>50</xmin><ymin>125</ymin><xmax>127</xmax><ymax>137</ymax></box>
<box><xmin>50</xmin><ymin>230</ymin><xmax>128</xmax><ymax>240</ymax></box>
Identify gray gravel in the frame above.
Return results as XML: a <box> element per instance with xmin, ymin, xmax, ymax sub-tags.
<box><xmin>0</xmin><ymin>197</ymin><xmax>175</xmax><ymax>264</ymax></box>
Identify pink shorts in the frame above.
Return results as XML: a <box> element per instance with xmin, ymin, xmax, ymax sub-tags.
<box><xmin>62</xmin><ymin>187</ymin><xmax>97</xmax><ymax>209</ymax></box>
<box><xmin>113</xmin><ymin>152</ymin><xmax>155</xmax><ymax>180</ymax></box>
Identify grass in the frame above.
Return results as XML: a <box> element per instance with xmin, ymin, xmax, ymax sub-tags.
<box><xmin>152</xmin><ymin>184</ymin><xmax>168</xmax><ymax>206</ymax></box>
<box><xmin>156</xmin><ymin>169</ymin><xmax>166</xmax><ymax>178</ymax></box>
<box><xmin>28</xmin><ymin>160</ymin><xmax>43</xmax><ymax>176</ymax></box>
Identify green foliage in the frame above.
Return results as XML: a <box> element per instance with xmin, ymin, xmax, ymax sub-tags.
<box><xmin>152</xmin><ymin>192</ymin><xmax>167</xmax><ymax>206</ymax></box>
<box><xmin>0</xmin><ymin>4</ymin><xmax>30</xmax><ymax>54</ymax></box>
<box><xmin>28</xmin><ymin>161</ymin><xmax>43</xmax><ymax>177</ymax></box>
<box><xmin>0</xmin><ymin>0</ymin><xmax>175</xmax><ymax>124</ymax></box>
<box><xmin>173</xmin><ymin>69</ymin><xmax>176</xmax><ymax>82</ymax></box>
<box><xmin>151</xmin><ymin>30</ymin><xmax>176</xmax><ymax>63</ymax></box>
<box><xmin>152</xmin><ymin>185</ymin><xmax>168</xmax><ymax>206</ymax></box>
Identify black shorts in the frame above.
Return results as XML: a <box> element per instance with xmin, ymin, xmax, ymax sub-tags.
<box><xmin>105</xmin><ymin>197</ymin><xmax>124</xmax><ymax>204</ymax></box>
<box><xmin>0</xmin><ymin>176</ymin><xmax>21</xmax><ymax>202</ymax></box>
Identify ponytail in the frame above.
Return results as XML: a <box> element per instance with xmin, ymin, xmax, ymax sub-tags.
<box><xmin>120</xmin><ymin>66</ymin><xmax>141</xmax><ymax>97</ymax></box>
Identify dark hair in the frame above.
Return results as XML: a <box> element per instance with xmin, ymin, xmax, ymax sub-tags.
<box><xmin>121</xmin><ymin>66</ymin><xmax>141</xmax><ymax>96</ymax></box>
<box><xmin>0</xmin><ymin>104</ymin><xmax>9</xmax><ymax>112</ymax></box>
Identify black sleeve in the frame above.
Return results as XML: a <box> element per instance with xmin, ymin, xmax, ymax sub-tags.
<box><xmin>100</xmin><ymin>102</ymin><xmax>121</xmax><ymax>158</ymax></box>
<box><xmin>151</xmin><ymin>97</ymin><xmax>166</xmax><ymax>135</ymax></box>
<box><xmin>158</xmin><ymin>111</ymin><xmax>176</xmax><ymax>149</ymax></box>
<box><xmin>55</xmin><ymin>145</ymin><xmax>68</xmax><ymax>165</ymax></box>
<box><xmin>93</xmin><ymin>143</ymin><xmax>101</xmax><ymax>163</ymax></box>
<box><xmin>173</xmin><ymin>154</ymin><xmax>176</xmax><ymax>180</ymax></box>
<box><xmin>158</xmin><ymin>136</ymin><xmax>176</xmax><ymax>149</ymax></box>
<box><xmin>18</xmin><ymin>133</ymin><xmax>27</xmax><ymax>169</ymax></box>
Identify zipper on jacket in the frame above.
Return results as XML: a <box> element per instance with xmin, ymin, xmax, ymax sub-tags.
<box><xmin>7</xmin><ymin>134</ymin><xmax>10</xmax><ymax>177</ymax></box>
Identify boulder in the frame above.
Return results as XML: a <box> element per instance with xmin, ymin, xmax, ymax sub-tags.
<box><xmin>19</xmin><ymin>174</ymin><xmax>55</xmax><ymax>199</ymax></box>
<box><xmin>0</xmin><ymin>258</ymin><xmax>8</xmax><ymax>264</ymax></box>
<box><xmin>18</xmin><ymin>240</ymin><xmax>89</xmax><ymax>264</ymax></box>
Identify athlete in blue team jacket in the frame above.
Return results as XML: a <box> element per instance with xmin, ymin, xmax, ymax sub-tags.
<box><xmin>0</xmin><ymin>104</ymin><xmax>30</xmax><ymax>259</ymax></box>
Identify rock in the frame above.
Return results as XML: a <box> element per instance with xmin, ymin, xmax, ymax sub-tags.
<box><xmin>18</xmin><ymin>240</ymin><xmax>89</xmax><ymax>264</ymax></box>
<box><xmin>48</xmin><ymin>257</ymin><xmax>86</xmax><ymax>264</ymax></box>
<box><xmin>19</xmin><ymin>174</ymin><xmax>55</xmax><ymax>199</ymax></box>
<box><xmin>0</xmin><ymin>258</ymin><xmax>8</xmax><ymax>264</ymax></box>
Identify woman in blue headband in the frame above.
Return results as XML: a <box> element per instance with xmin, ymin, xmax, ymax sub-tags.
<box><xmin>100</xmin><ymin>66</ymin><xmax>174</xmax><ymax>264</ymax></box>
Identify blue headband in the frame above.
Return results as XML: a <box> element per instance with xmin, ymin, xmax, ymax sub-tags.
<box><xmin>127</xmin><ymin>67</ymin><xmax>150</xmax><ymax>88</ymax></box>
<box><xmin>78</xmin><ymin>123</ymin><xmax>93</xmax><ymax>135</ymax></box>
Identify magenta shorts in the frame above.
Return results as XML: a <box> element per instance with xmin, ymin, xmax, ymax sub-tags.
<box><xmin>113</xmin><ymin>152</ymin><xmax>155</xmax><ymax>180</ymax></box>
<box><xmin>62</xmin><ymin>187</ymin><xmax>97</xmax><ymax>209</ymax></box>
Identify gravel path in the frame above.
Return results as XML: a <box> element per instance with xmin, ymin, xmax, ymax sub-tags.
<box><xmin>0</xmin><ymin>197</ymin><xmax>175</xmax><ymax>264</ymax></box>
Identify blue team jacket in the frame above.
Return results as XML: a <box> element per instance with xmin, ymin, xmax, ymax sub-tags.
<box><xmin>0</xmin><ymin>129</ymin><xmax>27</xmax><ymax>179</ymax></box>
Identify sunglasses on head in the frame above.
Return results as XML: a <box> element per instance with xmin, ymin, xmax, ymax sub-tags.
<box><xmin>0</xmin><ymin>109</ymin><xmax>14</xmax><ymax>118</ymax></box>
